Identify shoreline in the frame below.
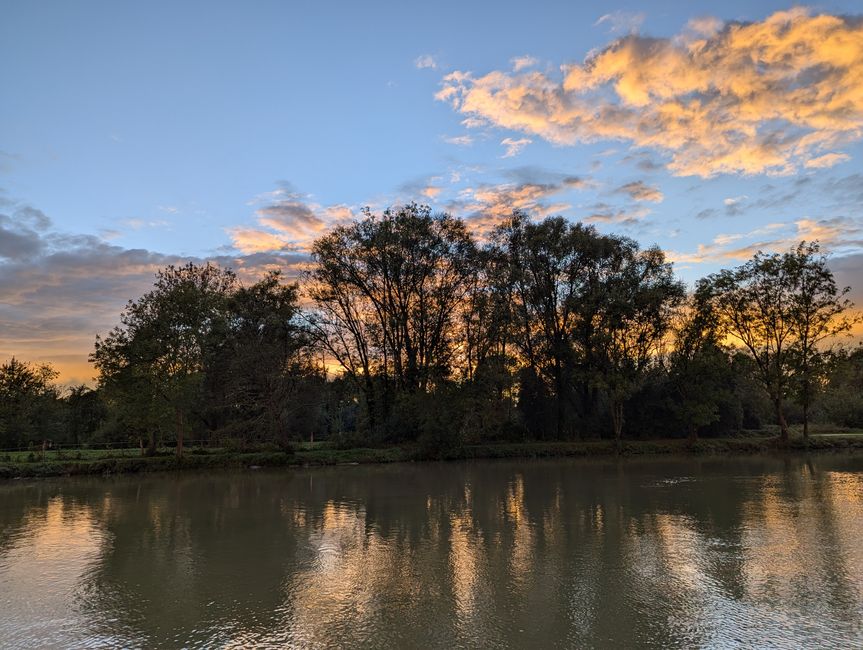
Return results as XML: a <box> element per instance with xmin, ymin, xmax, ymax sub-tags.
<box><xmin>3</xmin><ymin>435</ymin><xmax>863</xmax><ymax>480</ymax></box>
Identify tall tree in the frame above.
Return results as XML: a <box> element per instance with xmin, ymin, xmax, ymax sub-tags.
<box><xmin>92</xmin><ymin>263</ymin><xmax>236</xmax><ymax>456</ymax></box>
<box><xmin>786</xmin><ymin>242</ymin><xmax>856</xmax><ymax>439</ymax></box>
<box><xmin>666</xmin><ymin>294</ymin><xmax>733</xmax><ymax>440</ymax></box>
<box><xmin>490</xmin><ymin>213</ymin><xmax>620</xmax><ymax>438</ymax></box>
<box><xmin>218</xmin><ymin>270</ymin><xmax>319</xmax><ymax>446</ymax></box>
<box><xmin>306</xmin><ymin>204</ymin><xmax>478</xmax><ymax>435</ymax></box>
<box><xmin>594</xmin><ymin>245</ymin><xmax>684</xmax><ymax>448</ymax></box>
<box><xmin>698</xmin><ymin>251</ymin><xmax>799</xmax><ymax>441</ymax></box>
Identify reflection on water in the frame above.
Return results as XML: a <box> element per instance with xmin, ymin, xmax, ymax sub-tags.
<box><xmin>1</xmin><ymin>456</ymin><xmax>862</xmax><ymax>648</ymax></box>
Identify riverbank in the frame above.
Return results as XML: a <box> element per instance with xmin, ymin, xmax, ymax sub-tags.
<box><xmin>3</xmin><ymin>433</ymin><xmax>863</xmax><ymax>479</ymax></box>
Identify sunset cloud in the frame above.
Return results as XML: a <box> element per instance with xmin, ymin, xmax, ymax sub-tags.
<box><xmin>1</xmin><ymin>202</ymin><xmax>310</xmax><ymax>384</ymax></box>
<box><xmin>438</xmin><ymin>9</ymin><xmax>863</xmax><ymax>177</ymax></box>
<box><xmin>446</xmin><ymin>174</ymin><xmax>589</xmax><ymax>232</ymax></box>
<box><xmin>230</xmin><ymin>187</ymin><xmax>355</xmax><ymax>254</ymax></box>
<box><xmin>500</xmin><ymin>137</ymin><xmax>532</xmax><ymax>158</ymax></box>
<box><xmin>511</xmin><ymin>55</ymin><xmax>539</xmax><ymax>72</ymax></box>
<box><xmin>805</xmin><ymin>153</ymin><xmax>851</xmax><ymax>169</ymax></box>
<box><xmin>614</xmin><ymin>181</ymin><xmax>663</xmax><ymax>202</ymax></box>
<box><xmin>667</xmin><ymin>216</ymin><xmax>863</xmax><ymax>264</ymax></box>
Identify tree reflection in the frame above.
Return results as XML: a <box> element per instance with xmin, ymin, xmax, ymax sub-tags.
<box><xmin>1</xmin><ymin>456</ymin><xmax>862</xmax><ymax>647</ymax></box>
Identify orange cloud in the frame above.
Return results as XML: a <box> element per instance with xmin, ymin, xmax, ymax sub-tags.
<box><xmin>438</xmin><ymin>9</ymin><xmax>863</xmax><ymax>177</ymax></box>
<box><xmin>230</xmin><ymin>190</ymin><xmax>355</xmax><ymax>254</ymax></box>
<box><xmin>666</xmin><ymin>217</ymin><xmax>863</xmax><ymax>264</ymax></box>
<box><xmin>447</xmin><ymin>175</ymin><xmax>590</xmax><ymax>233</ymax></box>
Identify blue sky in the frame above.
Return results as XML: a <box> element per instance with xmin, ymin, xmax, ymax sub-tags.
<box><xmin>2</xmin><ymin>1</ymin><xmax>862</xmax><ymax>381</ymax></box>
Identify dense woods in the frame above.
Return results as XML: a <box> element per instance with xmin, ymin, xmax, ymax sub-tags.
<box><xmin>1</xmin><ymin>206</ymin><xmax>859</xmax><ymax>456</ymax></box>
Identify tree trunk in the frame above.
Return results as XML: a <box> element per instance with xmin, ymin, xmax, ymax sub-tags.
<box><xmin>147</xmin><ymin>431</ymin><xmax>156</xmax><ymax>456</ymax></box>
<box><xmin>611</xmin><ymin>401</ymin><xmax>624</xmax><ymax>454</ymax></box>
<box><xmin>688</xmin><ymin>423</ymin><xmax>698</xmax><ymax>442</ymax></box>
<box><xmin>802</xmin><ymin>401</ymin><xmax>809</xmax><ymax>441</ymax></box>
<box><xmin>555</xmin><ymin>369</ymin><xmax>565</xmax><ymax>441</ymax></box>
<box><xmin>176</xmin><ymin>408</ymin><xmax>184</xmax><ymax>458</ymax></box>
<box><xmin>773</xmin><ymin>396</ymin><xmax>789</xmax><ymax>443</ymax></box>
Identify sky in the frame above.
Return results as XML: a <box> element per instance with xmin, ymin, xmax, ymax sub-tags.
<box><xmin>2</xmin><ymin>0</ymin><xmax>863</xmax><ymax>384</ymax></box>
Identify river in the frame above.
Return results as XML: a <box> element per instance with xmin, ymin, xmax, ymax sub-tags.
<box><xmin>1</xmin><ymin>455</ymin><xmax>862</xmax><ymax>648</ymax></box>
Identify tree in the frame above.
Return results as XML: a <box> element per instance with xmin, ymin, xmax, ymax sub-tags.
<box><xmin>489</xmin><ymin>213</ymin><xmax>624</xmax><ymax>438</ymax></box>
<box><xmin>698</xmin><ymin>251</ymin><xmax>799</xmax><ymax>442</ymax></box>
<box><xmin>786</xmin><ymin>242</ymin><xmax>856</xmax><ymax>439</ymax></box>
<box><xmin>306</xmin><ymin>204</ymin><xmax>478</xmax><ymax>437</ymax></box>
<box><xmin>593</xmin><ymin>245</ymin><xmax>684</xmax><ymax>449</ymax></box>
<box><xmin>666</xmin><ymin>294</ymin><xmax>733</xmax><ymax>440</ymax></box>
<box><xmin>65</xmin><ymin>385</ymin><xmax>106</xmax><ymax>446</ymax></box>
<box><xmin>0</xmin><ymin>358</ymin><xmax>62</xmax><ymax>449</ymax></box>
<box><xmin>218</xmin><ymin>270</ymin><xmax>320</xmax><ymax>447</ymax></box>
<box><xmin>92</xmin><ymin>263</ymin><xmax>236</xmax><ymax>456</ymax></box>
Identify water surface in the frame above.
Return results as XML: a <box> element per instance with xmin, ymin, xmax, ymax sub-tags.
<box><xmin>2</xmin><ymin>455</ymin><xmax>862</xmax><ymax>648</ymax></box>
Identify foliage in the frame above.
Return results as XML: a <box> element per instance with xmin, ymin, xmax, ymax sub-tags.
<box><xmin>2</xmin><ymin>208</ymin><xmax>858</xmax><ymax>458</ymax></box>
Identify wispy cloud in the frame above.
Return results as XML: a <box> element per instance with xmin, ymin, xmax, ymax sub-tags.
<box><xmin>594</xmin><ymin>11</ymin><xmax>645</xmax><ymax>34</ymax></box>
<box><xmin>500</xmin><ymin>137</ymin><xmax>532</xmax><ymax>158</ymax></box>
<box><xmin>443</xmin><ymin>134</ymin><xmax>474</xmax><ymax>146</ymax></box>
<box><xmin>438</xmin><ymin>9</ymin><xmax>863</xmax><ymax>177</ymax></box>
<box><xmin>511</xmin><ymin>55</ymin><xmax>539</xmax><ymax>72</ymax></box>
<box><xmin>614</xmin><ymin>181</ymin><xmax>663</xmax><ymax>202</ymax></box>
<box><xmin>667</xmin><ymin>217</ymin><xmax>863</xmax><ymax>264</ymax></box>
<box><xmin>444</xmin><ymin>174</ymin><xmax>589</xmax><ymax>233</ymax></box>
<box><xmin>584</xmin><ymin>204</ymin><xmax>651</xmax><ymax>225</ymax></box>
<box><xmin>805</xmin><ymin>153</ymin><xmax>851</xmax><ymax>169</ymax></box>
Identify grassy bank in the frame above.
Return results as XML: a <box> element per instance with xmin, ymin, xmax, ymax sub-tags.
<box><xmin>2</xmin><ymin>432</ymin><xmax>863</xmax><ymax>480</ymax></box>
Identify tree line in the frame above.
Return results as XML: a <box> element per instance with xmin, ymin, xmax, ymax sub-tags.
<box><xmin>1</xmin><ymin>205</ymin><xmax>859</xmax><ymax>455</ymax></box>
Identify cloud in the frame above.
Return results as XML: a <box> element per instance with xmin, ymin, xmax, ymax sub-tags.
<box><xmin>723</xmin><ymin>195</ymin><xmax>748</xmax><ymax>216</ymax></box>
<box><xmin>438</xmin><ymin>9</ymin><xmax>863</xmax><ymax>177</ymax></box>
<box><xmin>439</xmin><ymin>173</ymin><xmax>589</xmax><ymax>235</ymax></box>
<box><xmin>443</xmin><ymin>134</ymin><xmax>474</xmax><ymax>146</ymax></box>
<box><xmin>230</xmin><ymin>186</ymin><xmax>355</xmax><ymax>254</ymax></box>
<box><xmin>500</xmin><ymin>137</ymin><xmax>532</xmax><ymax>158</ymax></box>
<box><xmin>1</xmin><ymin>200</ymin><xmax>311</xmax><ymax>384</ymax></box>
<box><xmin>595</xmin><ymin>11</ymin><xmax>645</xmax><ymax>34</ymax></box>
<box><xmin>667</xmin><ymin>217</ymin><xmax>863</xmax><ymax>264</ymax></box>
<box><xmin>614</xmin><ymin>180</ymin><xmax>663</xmax><ymax>202</ymax></box>
<box><xmin>414</xmin><ymin>54</ymin><xmax>438</xmax><ymax>70</ymax></box>
<box><xmin>584</xmin><ymin>204</ymin><xmax>650</xmax><ymax>225</ymax></box>
<box><xmin>511</xmin><ymin>55</ymin><xmax>539</xmax><ymax>72</ymax></box>
<box><xmin>805</xmin><ymin>153</ymin><xmax>851</xmax><ymax>169</ymax></box>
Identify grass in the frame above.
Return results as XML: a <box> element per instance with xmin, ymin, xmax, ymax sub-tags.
<box><xmin>2</xmin><ymin>430</ymin><xmax>863</xmax><ymax>480</ymax></box>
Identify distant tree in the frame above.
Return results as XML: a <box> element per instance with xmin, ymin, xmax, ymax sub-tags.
<box><xmin>666</xmin><ymin>294</ymin><xmax>733</xmax><ymax>440</ymax></box>
<box><xmin>785</xmin><ymin>242</ymin><xmax>856</xmax><ymax>439</ymax></box>
<box><xmin>64</xmin><ymin>385</ymin><xmax>106</xmax><ymax>446</ymax></box>
<box><xmin>817</xmin><ymin>345</ymin><xmax>863</xmax><ymax>428</ymax></box>
<box><xmin>0</xmin><ymin>358</ymin><xmax>62</xmax><ymax>449</ymax></box>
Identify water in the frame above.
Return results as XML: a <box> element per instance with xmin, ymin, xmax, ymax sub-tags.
<box><xmin>1</xmin><ymin>455</ymin><xmax>862</xmax><ymax>649</ymax></box>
